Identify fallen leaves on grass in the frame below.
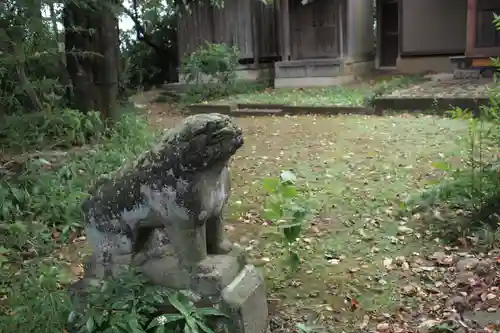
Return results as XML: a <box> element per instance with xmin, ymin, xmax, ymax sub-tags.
<box><xmin>203</xmin><ymin>114</ymin><xmax>498</xmax><ymax>333</ymax></box>
<box><xmin>215</xmin><ymin>86</ymin><xmax>369</xmax><ymax>107</ymax></box>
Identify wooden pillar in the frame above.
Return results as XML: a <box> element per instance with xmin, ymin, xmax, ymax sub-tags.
<box><xmin>281</xmin><ymin>0</ymin><xmax>291</xmax><ymax>61</ymax></box>
<box><xmin>251</xmin><ymin>0</ymin><xmax>260</xmax><ymax>65</ymax></box>
<box><xmin>338</xmin><ymin>0</ymin><xmax>344</xmax><ymax>58</ymax></box>
<box><xmin>465</xmin><ymin>0</ymin><xmax>476</xmax><ymax>57</ymax></box>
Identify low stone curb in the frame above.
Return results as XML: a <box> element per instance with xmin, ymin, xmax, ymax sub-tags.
<box><xmin>188</xmin><ymin>104</ymin><xmax>375</xmax><ymax>117</ymax></box>
<box><xmin>188</xmin><ymin>96</ymin><xmax>491</xmax><ymax>118</ymax></box>
<box><xmin>233</xmin><ymin>109</ymin><xmax>283</xmax><ymax>117</ymax></box>
<box><xmin>281</xmin><ymin>106</ymin><xmax>374</xmax><ymax>115</ymax></box>
<box><xmin>237</xmin><ymin>103</ymin><xmax>285</xmax><ymax>110</ymax></box>
<box><xmin>373</xmin><ymin>97</ymin><xmax>490</xmax><ymax>115</ymax></box>
<box><xmin>188</xmin><ymin>104</ymin><xmax>235</xmax><ymax>114</ymax></box>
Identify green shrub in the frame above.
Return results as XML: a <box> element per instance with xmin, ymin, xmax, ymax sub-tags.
<box><xmin>180</xmin><ymin>42</ymin><xmax>240</xmax><ymax>103</ymax></box>
<box><xmin>0</xmin><ymin>109</ymin><xmax>155</xmax><ymax>264</ymax></box>
<box><xmin>0</xmin><ymin>108</ymin><xmax>157</xmax><ymax>333</ymax></box>
<box><xmin>0</xmin><ymin>263</ymin><xmax>72</xmax><ymax>333</ymax></box>
<box><xmin>1</xmin><ymin>265</ymin><xmax>227</xmax><ymax>333</ymax></box>
<box><xmin>0</xmin><ymin>108</ymin><xmax>104</xmax><ymax>152</ymax></box>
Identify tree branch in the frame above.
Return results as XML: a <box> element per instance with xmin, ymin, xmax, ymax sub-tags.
<box><xmin>120</xmin><ymin>3</ymin><xmax>163</xmax><ymax>55</ymax></box>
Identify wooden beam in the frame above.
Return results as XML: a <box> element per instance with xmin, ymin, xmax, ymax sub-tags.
<box><xmin>467</xmin><ymin>47</ymin><xmax>500</xmax><ymax>57</ymax></box>
<box><xmin>465</xmin><ymin>0</ymin><xmax>476</xmax><ymax>57</ymax></box>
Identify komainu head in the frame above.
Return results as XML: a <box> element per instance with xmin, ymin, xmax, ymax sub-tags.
<box><xmin>164</xmin><ymin>113</ymin><xmax>243</xmax><ymax>172</ymax></box>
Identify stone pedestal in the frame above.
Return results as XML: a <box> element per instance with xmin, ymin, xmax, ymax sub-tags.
<box><xmin>140</xmin><ymin>249</ymin><xmax>269</xmax><ymax>333</ymax></box>
<box><xmin>221</xmin><ymin>265</ymin><xmax>269</xmax><ymax>333</ymax></box>
<box><xmin>68</xmin><ymin>114</ymin><xmax>267</xmax><ymax>333</ymax></box>
<box><xmin>69</xmin><ymin>249</ymin><xmax>269</xmax><ymax>333</ymax></box>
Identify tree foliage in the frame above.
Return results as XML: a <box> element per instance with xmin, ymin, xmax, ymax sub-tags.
<box><xmin>0</xmin><ymin>0</ymin><xmax>218</xmax><ymax>120</ymax></box>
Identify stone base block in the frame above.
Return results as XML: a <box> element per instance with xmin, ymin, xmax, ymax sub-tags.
<box><xmin>82</xmin><ymin>253</ymin><xmax>133</xmax><ymax>279</ymax></box>
<box><xmin>139</xmin><ymin>247</ymin><xmax>247</xmax><ymax>296</ymax></box>
<box><xmin>193</xmin><ymin>250</ymin><xmax>247</xmax><ymax>302</ymax></box>
<box><xmin>221</xmin><ymin>265</ymin><xmax>269</xmax><ymax>333</ymax></box>
<box><xmin>68</xmin><ymin>250</ymin><xmax>265</xmax><ymax>333</ymax></box>
<box><xmin>138</xmin><ymin>255</ymin><xmax>191</xmax><ymax>290</ymax></box>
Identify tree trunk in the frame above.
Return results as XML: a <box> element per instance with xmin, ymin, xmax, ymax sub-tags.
<box><xmin>63</xmin><ymin>0</ymin><xmax>120</xmax><ymax>120</ymax></box>
<box><xmin>49</xmin><ymin>1</ymin><xmax>72</xmax><ymax>100</ymax></box>
<box><xmin>97</xmin><ymin>0</ymin><xmax>120</xmax><ymax>120</ymax></box>
<box><xmin>16</xmin><ymin>66</ymin><xmax>44</xmax><ymax>111</ymax></box>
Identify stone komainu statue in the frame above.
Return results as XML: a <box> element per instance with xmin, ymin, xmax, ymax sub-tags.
<box><xmin>70</xmin><ymin>113</ymin><xmax>269</xmax><ymax>333</ymax></box>
<box><xmin>81</xmin><ymin>113</ymin><xmax>244</xmax><ymax>288</ymax></box>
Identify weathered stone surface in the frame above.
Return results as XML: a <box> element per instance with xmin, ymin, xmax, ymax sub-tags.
<box><xmin>221</xmin><ymin>265</ymin><xmax>269</xmax><ymax>333</ymax></box>
<box><xmin>81</xmin><ymin>113</ymin><xmax>243</xmax><ymax>283</ymax></box>
<box><xmin>193</xmin><ymin>247</ymin><xmax>247</xmax><ymax>298</ymax></box>
<box><xmin>68</xmin><ymin>114</ymin><xmax>269</xmax><ymax>333</ymax></box>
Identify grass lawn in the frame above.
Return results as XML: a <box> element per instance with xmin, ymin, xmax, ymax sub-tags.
<box><xmin>214</xmin><ymin>86</ymin><xmax>371</xmax><ymax>106</ymax></box>
<box><xmin>210</xmin><ymin>75</ymin><xmax>425</xmax><ymax>107</ymax></box>
<box><xmin>4</xmin><ymin>105</ymin><xmax>497</xmax><ymax>332</ymax></box>
<box><xmin>224</xmin><ymin>114</ymin><xmax>472</xmax><ymax>330</ymax></box>
<box><xmin>139</xmin><ymin>112</ymin><xmax>473</xmax><ymax>331</ymax></box>
<box><xmin>3</xmin><ymin>68</ymin><xmax>500</xmax><ymax>333</ymax></box>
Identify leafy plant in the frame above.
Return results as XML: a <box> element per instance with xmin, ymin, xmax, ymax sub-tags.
<box><xmin>180</xmin><ymin>42</ymin><xmax>240</xmax><ymax>103</ymax></box>
<box><xmin>0</xmin><ymin>110</ymin><xmax>154</xmax><ymax>265</ymax></box>
<box><xmin>0</xmin><ymin>109</ymin><xmax>156</xmax><ymax>333</ymax></box>
<box><xmin>0</xmin><ymin>108</ymin><xmax>104</xmax><ymax>152</ymax></box>
<box><xmin>0</xmin><ymin>263</ymin><xmax>71</xmax><ymax>333</ymax></box>
<box><xmin>262</xmin><ymin>171</ymin><xmax>312</xmax><ymax>271</ymax></box>
<box><xmin>68</xmin><ymin>269</ymin><xmax>227</xmax><ymax>333</ymax></box>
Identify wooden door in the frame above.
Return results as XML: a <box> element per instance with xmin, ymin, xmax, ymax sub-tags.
<box><xmin>312</xmin><ymin>0</ymin><xmax>338</xmax><ymax>58</ymax></box>
<box><xmin>290</xmin><ymin>0</ymin><xmax>338</xmax><ymax>60</ymax></box>
<box><xmin>379</xmin><ymin>0</ymin><xmax>399</xmax><ymax>67</ymax></box>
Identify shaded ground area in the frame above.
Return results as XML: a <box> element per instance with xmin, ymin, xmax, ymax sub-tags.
<box><xmin>124</xmin><ymin>100</ymin><xmax>498</xmax><ymax>332</ymax></box>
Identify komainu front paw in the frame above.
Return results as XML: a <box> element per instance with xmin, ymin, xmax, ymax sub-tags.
<box><xmin>214</xmin><ymin>239</ymin><xmax>233</xmax><ymax>254</ymax></box>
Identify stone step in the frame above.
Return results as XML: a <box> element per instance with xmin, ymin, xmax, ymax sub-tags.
<box><xmin>453</xmin><ymin>69</ymin><xmax>482</xmax><ymax>79</ymax></box>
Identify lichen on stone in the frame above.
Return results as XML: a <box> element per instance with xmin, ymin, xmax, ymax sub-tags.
<box><xmin>83</xmin><ymin>113</ymin><xmax>242</xmax><ymax>223</ymax></box>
